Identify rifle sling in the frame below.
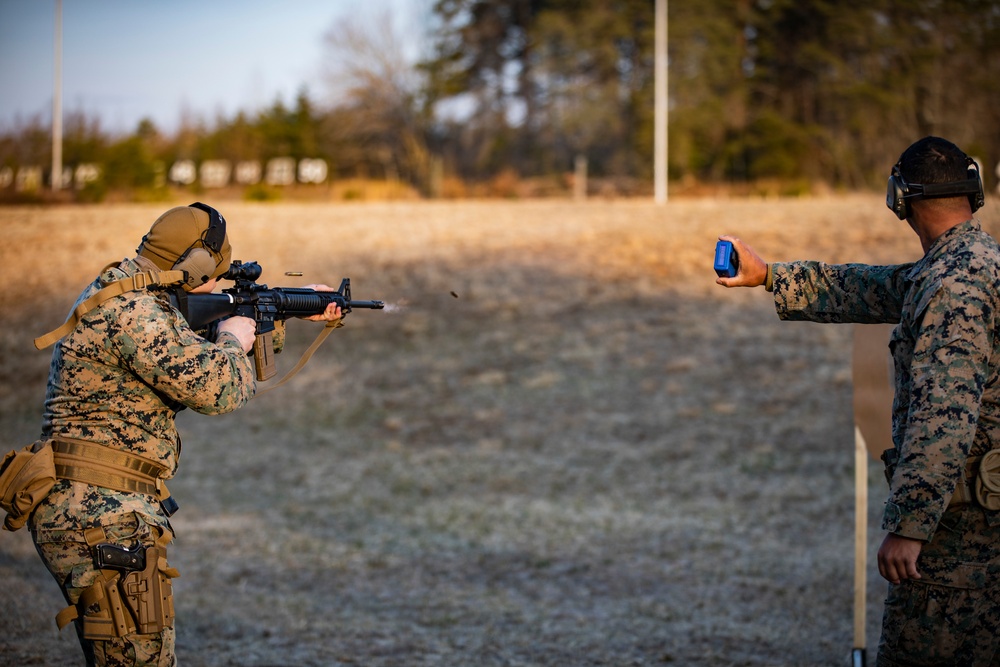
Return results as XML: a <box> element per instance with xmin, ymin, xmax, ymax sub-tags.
<box><xmin>35</xmin><ymin>268</ymin><xmax>187</xmax><ymax>350</ymax></box>
<box><xmin>257</xmin><ymin>318</ymin><xmax>344</xmax><ymax>395</ymax></box>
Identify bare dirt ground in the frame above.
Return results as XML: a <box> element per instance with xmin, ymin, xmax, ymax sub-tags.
<box><xmin>2</xmin><ymin>197</ymin><xmax>998</xmax><ymax>666</ymax></box>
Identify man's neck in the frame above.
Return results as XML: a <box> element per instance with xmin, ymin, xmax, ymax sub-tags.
<box><xmin>911</xmin><ymin>208</ymin><xmax>972</xmax><ymax>254</ymax></box>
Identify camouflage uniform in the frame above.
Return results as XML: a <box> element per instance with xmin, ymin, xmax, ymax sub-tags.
<box><xmin>771</xmin><ymin>219</ymin><xmax>1000</xmax><ymax>666</ymax></box>
<box><xmin>29</xmin><ymin>256</ymin><xmax>256</xmax><ymax>666</ymax></box>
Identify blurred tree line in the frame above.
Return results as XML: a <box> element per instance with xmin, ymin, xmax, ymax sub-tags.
<box><xmin>425</xmin><ymin>0</ymin><xmax>1000</xmax><ymax>193</ymax></box>
<box><xmin>2</xmin><ymin>0</ymin><xmax>999</xmax><ymax>201</ymax></box>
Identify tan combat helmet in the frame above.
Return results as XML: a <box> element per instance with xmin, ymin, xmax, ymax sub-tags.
<box><xmin>138</xmin><ymin>202</ymin><xmax>232</xmax><ymax>291</ymax></box>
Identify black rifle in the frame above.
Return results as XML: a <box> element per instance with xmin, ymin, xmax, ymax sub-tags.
<box><xmin>170</xmin><ymin>260</ymin><xmax>384</xmax><ymax>380</ymax></box>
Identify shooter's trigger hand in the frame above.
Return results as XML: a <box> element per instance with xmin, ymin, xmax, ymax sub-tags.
<box><xmin>217</xmin><ymin>316</ymin><xmax>257</xmax><ymax>353</ymax></box>
<box><xmin>715</xmin><ymin>236</ymin><xmax>769</xmax><ymax>288</ymax></box>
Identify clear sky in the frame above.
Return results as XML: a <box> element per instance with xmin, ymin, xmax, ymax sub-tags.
<box><xmin>0</xmin><ymin>0</ymin><xmax>431</xmax><ymax>134</ymax></box>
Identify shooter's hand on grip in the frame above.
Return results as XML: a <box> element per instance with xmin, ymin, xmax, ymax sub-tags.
<box><xmin>714</xmin><ymin>235</ymin><xmax>769</xmax><ymax>288</ymax></box>
<box><xmin>217</xmin><ymin>316</ymin><xmax>257</xmax><ymax>353</ymax></box>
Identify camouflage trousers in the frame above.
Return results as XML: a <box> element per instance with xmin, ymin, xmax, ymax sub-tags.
<box><xmin>31</xmin><ymin>511</ymin><xmax>176</xmax><ymax>667</ymax></box>
<box><xmin>876</xmin><ymin>504</ymin><xmax>1000</xmax><ymax>667</ymax></box>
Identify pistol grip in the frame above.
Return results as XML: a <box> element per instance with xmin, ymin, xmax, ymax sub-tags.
<box><xmin>253</xmin><ymin>331</ymin><xmax>276</xmax><ymax>381</ymax></box>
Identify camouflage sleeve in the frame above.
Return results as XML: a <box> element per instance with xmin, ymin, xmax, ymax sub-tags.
<box><xmin>883</xmin><ymin>275</ymin><xmax>994</xmax><ymax>540</ymax></box>
<box><xmin>112</xmin><ymin>293</ymin><xmax>257</xmax><ymax>415</ymax></box>
<box><xmin>771</xmin><ymin>261</ymin><xmax>912</xmax><ymax>324</ymax></box>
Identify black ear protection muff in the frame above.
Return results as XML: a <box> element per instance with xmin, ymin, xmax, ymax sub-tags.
<box><xmin>886</xmin><ymin>157</ymin><xmax>985</xmax><ymax>220</ymax></box>
<box><xmin>173</xmin><ymin>202</ymin><xmax>228</xmax><ymax>289</ymax></box>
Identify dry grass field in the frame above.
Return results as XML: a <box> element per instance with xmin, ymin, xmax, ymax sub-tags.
<box><xmin>2</xmin><ymin>196</ymin><xmax>999</xmax><ymax>666</ymax></box>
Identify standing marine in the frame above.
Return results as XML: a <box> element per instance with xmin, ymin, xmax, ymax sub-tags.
<box><xmin>717</xmin><ymin>136</ymin><xmax>1000</xmax><ymax>666</ymax></box>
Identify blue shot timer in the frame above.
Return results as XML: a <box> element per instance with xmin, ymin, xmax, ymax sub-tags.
<box><xmin>714</xmin><ymin>240</ymin><xmax>739</xmax><ymax>278</ymax></box>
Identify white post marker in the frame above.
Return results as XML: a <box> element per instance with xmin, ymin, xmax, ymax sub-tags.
<box><xmin>851</xmin><ymin>324</ymin><xmax>895</xmax><ymax>667</ymax></box>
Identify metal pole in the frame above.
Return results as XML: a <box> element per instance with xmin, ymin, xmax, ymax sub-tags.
<box><xmin>51</xmin><ymin>0</ymin><xmax>63</xmax><ymax>191</ymax></box>
<box><xmin>654</xmin><ymin>0</ymin><xmax>668</xmax><ymax>204</ymax></box>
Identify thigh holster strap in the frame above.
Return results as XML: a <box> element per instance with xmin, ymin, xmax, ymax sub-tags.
<box><xmin>55</xmin><ymin>528</ymin><xmax>178</xmax><ymax>639</ymax></box>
